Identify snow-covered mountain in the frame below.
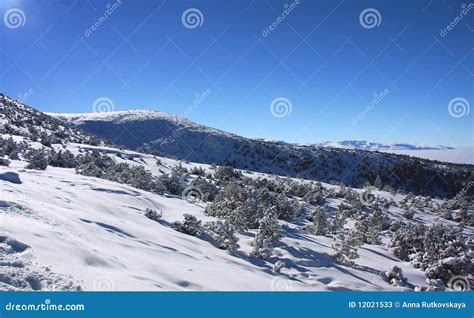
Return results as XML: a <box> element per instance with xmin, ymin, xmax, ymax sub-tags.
<box><xmin>51</xmin><ymin>109</ymin><xmax>472</xmax><ymax>198</ymax></box>
<box><xmin>1</xmin><ymin>93</ymin><xmax>473</xmax><ymax>292</ymax></box>
<box><xmin>318</xmin><ymin>140</ymin><xmax>454</xmax><ymax>151</ymax></box>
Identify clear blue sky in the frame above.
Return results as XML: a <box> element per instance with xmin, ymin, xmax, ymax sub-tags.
<box><xmin>0</xmin><ymin>0</ymin><xmax>472</xmax><ymax>147</ymax></box>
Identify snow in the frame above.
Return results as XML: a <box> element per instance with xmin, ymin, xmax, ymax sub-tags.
<box><xmin>1</xmin><ymin>150</ymin><xmax>462</xmax><ymax>291</ymax></box>
<box><xmin>1</xmin><ymin>96</ymin><xmax>472</xmax><ymax>292</ymax></box>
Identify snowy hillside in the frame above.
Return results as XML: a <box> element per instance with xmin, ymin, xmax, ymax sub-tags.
<box><xmin>318</xmin><ymin>140</ymin><xmax>454</xmax><ymax>151</ymax></box>
<box><xmin>2</xmin><ymin>143</ymin><xmax>472</xmax><ymax>291</ymax></box>
<box><xmin>51</xmin><ymin>109</ymin><xmax>473</xmax><ymax>199</ymax></box>
<box><xmin>1</xmin><ymin>94</ymin><xmax>473</xmax><ymax>292</ymax></box>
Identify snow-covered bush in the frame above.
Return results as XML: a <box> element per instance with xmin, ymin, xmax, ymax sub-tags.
<box><xmin>303</xmin><ymin>188</ymin><xmax>326</xmax><ymax>206</ymax></box>
<box><xmin>189</xmin><ymin>177</ymin><xmax>218</xmax><ymax>202</ymax></box>
<box><xmin>39</xmin><ymin>132</ymin><xmax>52</xmax><ymax>147</ymax></box>
<box><xmin>389</xmin><ymin>222</ymin><xmax>472</xmax><ymax>288</ymax></box>
<box><xmin>76</xmin><ymin>151</ymin><xmax>163</xmax><ymax>193</ymax></box>
<box><xmin>331</xmin><ymin>230</ymin><xmax>360</xmax><ymax>267</ymax></box>
<box><xmin>0</xmin><ymin>157</ymin><xmax>10</xmax><ymax>166</ymax></box>
<box><xmin>190</xmin><ymin>166</ymin><xmax>206</xmax><ymax>176</ymax></box>
<box><xmin>214</xmin><ymin>165</ymin><xmax>241</xmax><ymax>185</ymax></box>
<box><xmin>206</xmin><ymin>182</ymin><xmax>263</xmax><ymax>230</ymax></box>
<box><xmin>145</xmin><ymin>209</ymin><xmax>162</xmax><ymax>222</ymax></box>
<box><xmin>48</xmin><ymin>149</ymin><xmax>77</xmax><ymax>168</ymax></box>
<box><xmin>252</xmin><ymin>208</ymin><xmax>282</xmax><ymax>259</ymax></box>
<box><xmin>383</xmin><ymin>265</ymin><xmax>407</xmax><ymax>286</ymax></box>
<box><xmin>415</xmin><ymin>279</ymin><xmax>446</xmax><ymax>291</ymax></box>
<box><xmin>354</xmin><ymin>216</ymin><xmax>381</xmax><ymax>245</ymax></box>
<box><xmin>304</xmin><ymin>205</ymin><xmax>329</xmax><ymax>235</ymax></box>
<box><xmin>273</xmin><ymin>193</ymin><xmax>299</xmax><ymax>221</ymax></box>
<box><xmin>403</xmin><ymin>209</ymin><xmax>415</xmax><ymax>220</ymax></box>
<box><xmin>25</xmin><ymin>150</ymin><xmax>49</xmax><ymax>170</ymax></box>
<box><xmin>388</xmin><ymin>223</ymin><xmax>426</xmax><ymax>262</ymax></box>
<box><xmin>328</xmin><ymin>208</ymin><xmax>348</xmax><ymax>235</ymax></box>
<box><xmin>127</xmin><ymin>165</ymin><xmax>156</xmax><ymax>191</ymax></box>
<box><xmin>159</xmin><ymin>166</ymin><xmax>189</xmax><ymax>195</ymax></box>
<box><xmin>204</xmin><ymin>220</ymin><xmax>239</xmax><ymax>252</ymax></box>
<box><xmin>273</xmin><ymin>260</ymin><xmax>285</xmax><ymax>273</ymax></box>
<box><xmin>173</xmin><ymin>214</ymin><xmax>202</xmax><ymax>236</ymax></box>
<box><xmin>0</xmin><ymin>136</ymin><xmax>24</xmax><ymax>160</ymax></box>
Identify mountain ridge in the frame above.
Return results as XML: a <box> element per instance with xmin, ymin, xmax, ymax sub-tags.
<box><xmin>47</xmin><ymin>107</ymin><xmax>473</xmax><ymax>198</ymax></box>
<box><xmin>49</xmin><ymin>110</ymin><xmax>454</xmax><ymax>151</ymax></box>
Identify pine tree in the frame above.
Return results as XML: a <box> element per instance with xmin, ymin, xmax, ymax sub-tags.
<box><xmin>305</xmin><ymin>205</ymin><xmax>329</xmax><ymax>235</ymax></box>
<box><xmin>204</xmin><ymin>220</ymin><xmax>239</xmax><ymax>252</ymax></box>
<box><xmin>252</xmin><ymin>207</ymin><xmax>282</xmax><ymax>259</ymax></box>
<box><xmin>331</xmin><ymin>230</ymin><xmax>360</xmax><ymax>266</ymax></box>
<box><xmin>374</xmin><ymin>175</ymin><xmax>383</xmax><ymax>189</ymax></box>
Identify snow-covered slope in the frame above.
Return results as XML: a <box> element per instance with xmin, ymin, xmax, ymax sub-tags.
<box><xmin>318</xmin><ymin>140</ymin><xmax>454</xmax><ymax>151</ymax></box>
<box><xmin>3</xmin><ymin>144</ymin><xmax>471</xmax><ymax>291</ymax></box>
<box><xmin>51</xmin><ymin>109</ymin><xmax>473</xmax><ymax>198</ymax></box>
<box><xmin>1</xmin><ymin>94</ymin><xmax>473</xmax><ymax>292</ymax></box>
